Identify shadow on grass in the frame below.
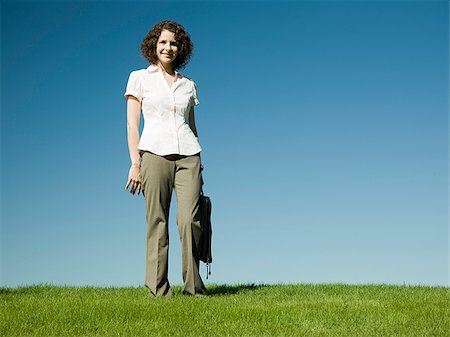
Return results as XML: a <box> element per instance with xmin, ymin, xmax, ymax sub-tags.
<box><xmin>0</xmin><ymin>283</ymin><xmax>271</xmax><ymax>297</ymax></box>
<box><xmin>206</xmin><ymin>283</ymin><xmax>268</xmax><ymax>296</ymax></box>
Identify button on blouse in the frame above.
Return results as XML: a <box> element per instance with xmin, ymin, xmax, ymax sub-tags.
<box><xmin>124</xmin><ymin>64</ymin><xmax>201</xmax><ymax>156</ymax></box>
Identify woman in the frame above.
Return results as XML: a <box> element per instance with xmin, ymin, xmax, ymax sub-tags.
<box><xmin>123</xmin><ymin>20</ymin><xmax>206</xmax><ymax>297</ymax></box>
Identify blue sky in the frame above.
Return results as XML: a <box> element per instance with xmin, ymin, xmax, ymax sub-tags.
<box><xmin>1</xmin><ymin>0</ymin><xmax>448</xmax><ymax>288</ymax></box>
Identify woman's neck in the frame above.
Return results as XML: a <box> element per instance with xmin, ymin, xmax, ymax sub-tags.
<box><xmin>156</xmin><ymin>62</ymin><xmax>175</xmax><ymax>76</ymax></box>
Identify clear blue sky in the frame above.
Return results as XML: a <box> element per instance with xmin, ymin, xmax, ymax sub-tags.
<box><xmin>1</xmin><ymin>1</ymin><xmax>448</xmax><ymax>288</ymax></box>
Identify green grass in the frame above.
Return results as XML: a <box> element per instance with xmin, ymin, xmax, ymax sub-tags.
<box><xmin>1</xmin><ymin>283</ymin><xmax>448</xmax><ymax>336</ymax></box>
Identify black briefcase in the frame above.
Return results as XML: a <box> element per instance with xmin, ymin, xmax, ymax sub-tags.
<box><xmin>199</xmin><ymin>165</ymin><xmax>212</xmax><ymax>278</ymax></box>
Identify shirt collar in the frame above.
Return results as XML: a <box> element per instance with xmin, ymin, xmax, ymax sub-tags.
<box><xmin>147</xmin><ymin>64</ymin><xmax>181</xmax><ymax>78</ymax></box>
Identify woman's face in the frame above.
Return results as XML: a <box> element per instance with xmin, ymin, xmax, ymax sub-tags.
<box><xmin>156</xmin><ymin>29</ymin><xmax>178</xmax><ymax>66</ymax></box>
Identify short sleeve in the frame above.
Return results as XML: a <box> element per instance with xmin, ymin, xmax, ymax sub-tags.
<box><xmin>191</xmin><ymin>80</ymin><xmax>199</xmax><ymax>106</ymax></box>
<box><xmin>124</xmin><ymin>71</ymin><xmax>143</xmax><ymax>103</ymax></box>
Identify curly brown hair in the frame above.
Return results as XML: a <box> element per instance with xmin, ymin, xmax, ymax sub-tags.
<box><xmin>140</xmin><ymin>20</ymin><xmax>194</xmax><ymax>71</ymax></box>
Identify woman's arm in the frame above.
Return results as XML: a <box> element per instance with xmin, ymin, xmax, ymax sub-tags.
<box><xmin>125</xmin><ymin>96</ymin><xmax>143</xmax><ymax>195</ymax></box>
<box><xmin>189</xmin><ymin>106</ymin><xmax>198</xmax><ymax>139</ymax></box>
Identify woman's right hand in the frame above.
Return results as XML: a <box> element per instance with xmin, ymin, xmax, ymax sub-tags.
<box><xmin>125</xmin><ymin>164</ymin><xmax>143</xmax><ymax>195</ymax></box>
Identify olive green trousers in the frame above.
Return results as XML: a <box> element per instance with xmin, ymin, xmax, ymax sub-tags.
<box><xmin>140</xmin><ymin>151</ymin><xmax>206</xmax><ymax>297</ymax></box>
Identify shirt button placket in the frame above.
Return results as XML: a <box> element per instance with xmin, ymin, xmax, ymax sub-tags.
<box><xmin>171</xmin><ymin>93</ymin><xmax>179</xmax><ymax>153</ymax></box>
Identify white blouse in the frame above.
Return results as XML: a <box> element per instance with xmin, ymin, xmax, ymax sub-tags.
<box><xmin>124</xmin><ymin>64</ymin><xmax>201</xmax><ymax>156</ymax></box>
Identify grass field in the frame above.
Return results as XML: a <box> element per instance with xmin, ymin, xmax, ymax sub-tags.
<box><xmin>1</xmin><ymin>283</ymin><xmax>448</xmax><ymax>336</ymax></box>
